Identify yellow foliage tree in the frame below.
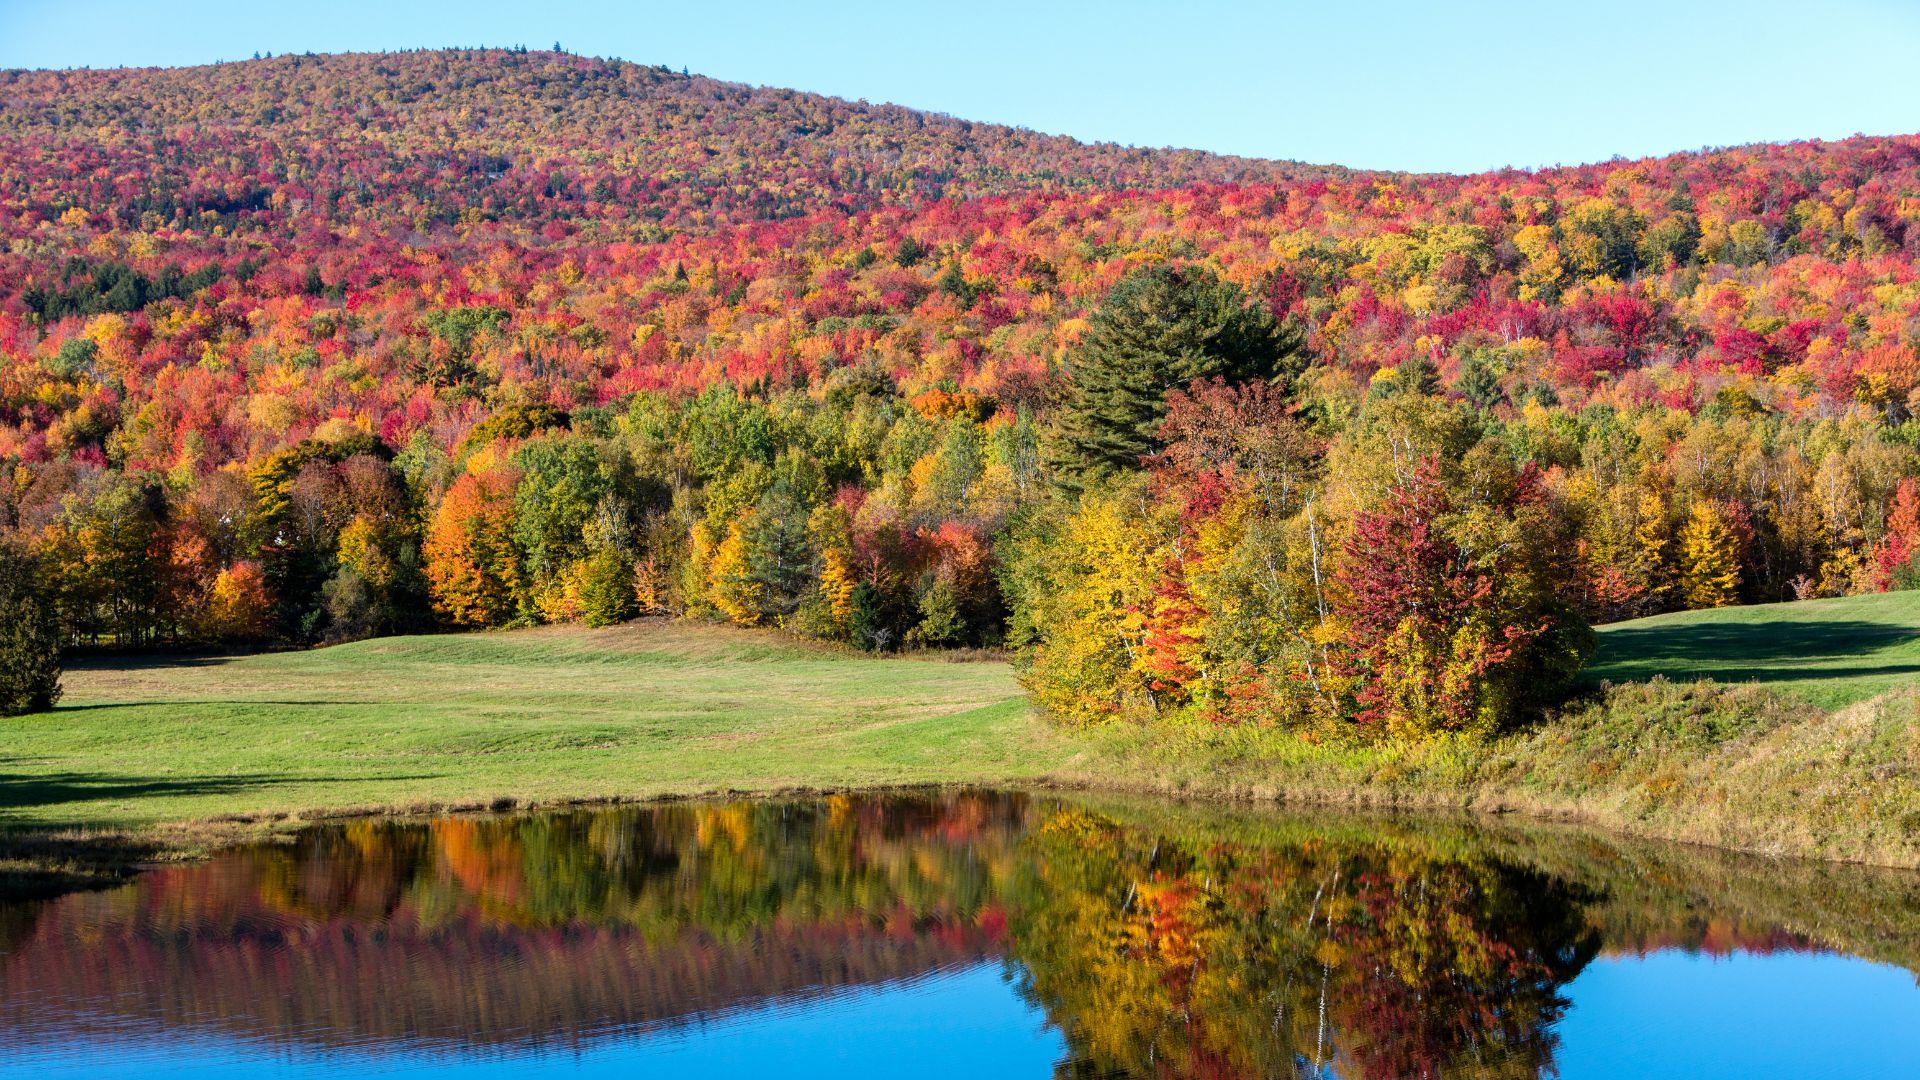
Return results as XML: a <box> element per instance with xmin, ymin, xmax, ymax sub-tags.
<box><xmin>206</xmin><ymin>560</ymin><xmax>275</xmax><ymax>642</ymax></box>
<box><xmin>632</xmin><ymin>554</ymin><xmax>672</xmax><ymax>614</ymax></box>
<box><xmin>707</xmin><ymin>512</ymin><xmax>765</xmax><ymax>625</ymax></box>
<box><xmin>1629</xmin><ymin>490</ymin><xmax>1673</xmax><ymax>606</ymax></box>
<box><xmin>819</xmin><ymin>546</ymin><xmax>857</xmax><ymax>633</ymax></box>
<box><xmin>1019</xmin><ymin>487</ymin><xmax>1165</xmax><ymax>724</ymax></box>
<box><xmin>336</xmin><ymin>515</ymin><xmax>393</xmax><ymax>588</ymax></box>
<box><xmin>1679</xmin><ymin>501</ymin><xmax>1741</xmax><ymax>608</ymax></box>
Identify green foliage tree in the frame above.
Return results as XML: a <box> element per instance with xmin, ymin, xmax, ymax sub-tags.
<box><xmin>457</xmin><ymin>401</ymin><xmax>569</xmax><ymax>455</ymax></box>
<box><xmin>418</xmin><ymin>305</ymin><xmax>509</xmax><ymax>387</ymax></box>
<box><xmin>0</xmin><ymin>543</ymin><xmax>62</xmax><ymax>715</ymax></box>
<box><xmin>1046</xmin><ymin>265</ymin><xmax>1302</xmax><ymax>486</ymax></box>
<box><xmin>1637</xmin><ymin>212</ymin><xmax>1701</xmax><ymax>270</ymax></box>
<box><xmin>905</xmin><ymin>576</ymin><xmax>965</xmax><ymax>646</ymax></box>
<box><xmin>510</xmin><ymin>435</ymin><xmax>638</xmax><ymax>592</ymax></box>
<box><xmin>577</xmin><ymin>549</ymin><xmax>639</xmax><ymax>627</ymax></box>
<box><xmin>48</xmin><ymin>336</ymin><xmax>97</xmax><ymax>379</ymax></box>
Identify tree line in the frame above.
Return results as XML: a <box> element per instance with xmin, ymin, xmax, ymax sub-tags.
<box><xmin>5</xmin><ymin>264</ymin><xmax>1916</xmax><ymax>733</ymax></box>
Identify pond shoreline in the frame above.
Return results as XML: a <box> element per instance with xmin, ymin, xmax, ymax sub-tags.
<box><xmin>6</xmin><ymin>621</ymin><xmax>1916</xmax><ymax>897</ymax></box>
<box><xmin>7</xmin><ymin>749</ymin><xmax>1917</xmax><ymax>902</ymax></box>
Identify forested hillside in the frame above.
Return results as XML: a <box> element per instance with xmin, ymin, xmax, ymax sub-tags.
<box><xmin>3</xmin><ymin>49</ymin><xmax>1920</xmax><ymax>735</ymax></box>
<box><xmin>0</xmin><ymin>49</ymin><xmax>1326</xmax><ymax>235</ymax></box>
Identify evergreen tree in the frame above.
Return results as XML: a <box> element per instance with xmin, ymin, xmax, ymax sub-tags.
<box><xmin>0</xmin><ymin>544</ymin><xmax>62</xmax><ymax>716</ymax></box>
<box><xmin>1046</xmin><ymin>265</ymin><xmax>1302</xmax><ymax>487</ymax></box>
<box><xmin>847</xmin><ymin>582</ymin><xmax>891</xmax><ymax>651</ymax></box>
<box><xmin>1454</xmin><ymin>353</ymin><xmax>1505</xmax><ymax>410</ymax></box>
<box><xmin>709</xmin><ymin>487</ymin><xmax>814</xmax><ymax>625</ymax></box>
<box><xmin>741</xmin><ymin>487</ymin><xmax>814</xmax><ymax>622</ymax></box>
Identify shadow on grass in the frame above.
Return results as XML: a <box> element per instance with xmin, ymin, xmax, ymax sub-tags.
<box><xmin>61</xmin><ymin>653</ymin><xmax>250</xmax><ymax>673</ymax></box>
<box><xmin>0</xmin><ymin>765</ymin><xmax>434</xmax><ymax>902</ymax></box>
<box><xmin>51</xmin><ymin>701</ymin><xmax>367</xmax><ymax>712</ymax></box>
<box><xmin>0</xmin><ymin>766</ymin><xmax>439</xmax><ymax>817</ymax></box>
<box><xmin>0</xmin><ymin>769</ymin><xmax>305</xmax><ymax>813</ymax></box>
<box><xmin>1593</xmin><ymin>619</ymin><xmax>1917</xmax><ymax>669</ymax></box>
<box><xmin>1588</xmin><ymin>662</ymin><xmax>1920</xmax><ymax>692</ymax></box>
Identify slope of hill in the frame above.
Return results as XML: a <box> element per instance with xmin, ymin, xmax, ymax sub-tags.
<box><xmin>2</xmin><ymin>51</ymin><xmax>1916</xmax><ymax>453</ymax></box>
<box><xmin>0</xmin><ymin>49</ymin><xmax>1336</xmax><ymax>237</ymax></box>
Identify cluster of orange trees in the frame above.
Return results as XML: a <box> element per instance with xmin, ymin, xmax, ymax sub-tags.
<box><xmin>3</xmin><ymin>50</ymin><xmax>1919</xmax><ymax>733</ymax></box>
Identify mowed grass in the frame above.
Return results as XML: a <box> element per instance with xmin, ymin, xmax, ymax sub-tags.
<box><xmin>7</xmin><ymin>592</ymin><xmax>1920</xmax><ymax>875</ymax></box>
<box><xmin>1584</xmin><ymin>590</ymin><xmax>1920</xmax><ymax>710</ymax></box>
<box><xmin>0</xmin><ymin>621</ymin><xmax>1073</xmax><ymax>838</ymax></box>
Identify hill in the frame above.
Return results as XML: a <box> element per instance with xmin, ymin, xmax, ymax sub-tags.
<box><xmin>0</xmin><ymin>50</ymin><xmax>1917</xmax><ymax>756</ymax></box>
<box><xmin>0</xmin><ymin>49</ymin><xmax>1333</xmax><ymax>236</ymax></box>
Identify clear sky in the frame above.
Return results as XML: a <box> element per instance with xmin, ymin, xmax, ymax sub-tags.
<box><xmin>2</xmin><ymin>0</ymin><xmax>1917</xmax><ymax>174</ymax></box>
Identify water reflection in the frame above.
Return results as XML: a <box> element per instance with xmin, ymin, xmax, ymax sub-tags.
<box><xmin>1</xmin><ymin>791</ymin><xmax>1917</xmax><ymax>1078</ymax></box>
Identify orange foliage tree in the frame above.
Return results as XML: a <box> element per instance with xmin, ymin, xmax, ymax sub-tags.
<box><xmin>423</xmin><ymin>470</ymin><xmax>524</xmax><ymax>627</ymax></box>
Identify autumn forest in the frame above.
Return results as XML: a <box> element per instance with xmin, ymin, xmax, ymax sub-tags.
<box><xmin>4</xmin><ymin>49</ymin><xmax>1920</xmax><ymax>737</ymax></box>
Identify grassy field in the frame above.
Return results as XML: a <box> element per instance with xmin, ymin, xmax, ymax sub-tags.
<box><xmin>1</xmin><ymin>621</ymin><xmax>1072</xmax><ymax>843</ymax></box>
<box><xmin>1583</xmin><ymin>589</ymin><xmax>1920</xmax><ymax>710</ymax></box>
<box><xmin>4</xmin><ymin>591</ymin><xmax>1919</xmax><ymax>880</ymax></box>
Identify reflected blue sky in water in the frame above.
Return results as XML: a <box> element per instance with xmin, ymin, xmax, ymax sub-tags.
<box><xmin>1553</xmin><ymin>951</ymin><xmax>1920</xmax><ymax>1080</ymax></box>
<box><xmin>0</xmin><ymin>962</ymin><xmax>1065</xmax><ymax>1078</ymax></box>
<box><xmin>7</xmin><ymin>951</ymin><xmax>1920</xmax><ymax>1078</ymax></box>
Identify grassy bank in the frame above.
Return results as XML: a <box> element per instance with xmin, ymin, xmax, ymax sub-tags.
<box><xmin>4</xmin><ymin>592</ymin><xmax>1919</xmax><ymax>885</ymax></box>
<box><xmin>1062</xmin><ymin>791</ymin><xmax>1920</xmax><ymax>976</ymax></box>
<box><xmin>1062</xmin><ymin>590</ymin><xmax>1920</xmax><ymax>866</ymax></box>
<box><xmin>1060</xmin><ymin>679</ymin><xmax>1920</xmax><ymax>866</ymax></box>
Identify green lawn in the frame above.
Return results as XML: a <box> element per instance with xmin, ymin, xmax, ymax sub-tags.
<box><xmin>0</xmin><ymin>621</ymin><xmax>1073</xmax><ymax>838</ymax></box>
<box><xmin>7</xmin><ymin>593</ymin><xmax>1920</xmax><ymax>875</ymax></box>
<box><xmin>1584</xmin><ymin>590</ymin><xmax>1920</xmax><ymax>710</ymax></box>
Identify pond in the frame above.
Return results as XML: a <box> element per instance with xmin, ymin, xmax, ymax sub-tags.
<box><xmin>1</xmin><ymin>790</ymin><xmax>1918</xmax><ymax>1078</ymax></box>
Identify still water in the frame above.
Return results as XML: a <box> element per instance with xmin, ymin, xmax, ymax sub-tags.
<box><xmin>2</xmin><ymin>790</ymin><xmax>1918</xmax><ymax>1078</ymax></box>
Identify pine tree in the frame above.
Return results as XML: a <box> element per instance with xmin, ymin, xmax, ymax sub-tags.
<box><xmin>708</xmin><ymin>488</ymin><xmax>813</xmax><ymax>626</ymax></box>
<box><xmin>1454</xmin><ymin>352</ymin><xmax>1505</xmax><ymax>410</ymax></box>
<box><xmin>0</xmin><ymin>543</ymin><xmax>62</xmax><ymax>716</ymax></box>
<box><xmin>1046</xmin><ymin>265</ymin><xmax>1302</xmax><ymax>487</ymax></box>
<box><xmin>741</xmin><ymin>487</ymin><xmax>813</xmax><ymax>622</ymax></box>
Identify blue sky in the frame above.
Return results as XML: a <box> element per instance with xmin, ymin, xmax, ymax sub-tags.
<box><xmin>2</xmin><ymin>0</ymin><xmax>1917</xmax><ymax>173</ymax></box>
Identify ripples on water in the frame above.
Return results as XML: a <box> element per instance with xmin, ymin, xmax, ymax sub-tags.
<box><xmin>1</xmin><ymin>790</ymin><xmax>1918</xmax><ymax>1078</ymax></box>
